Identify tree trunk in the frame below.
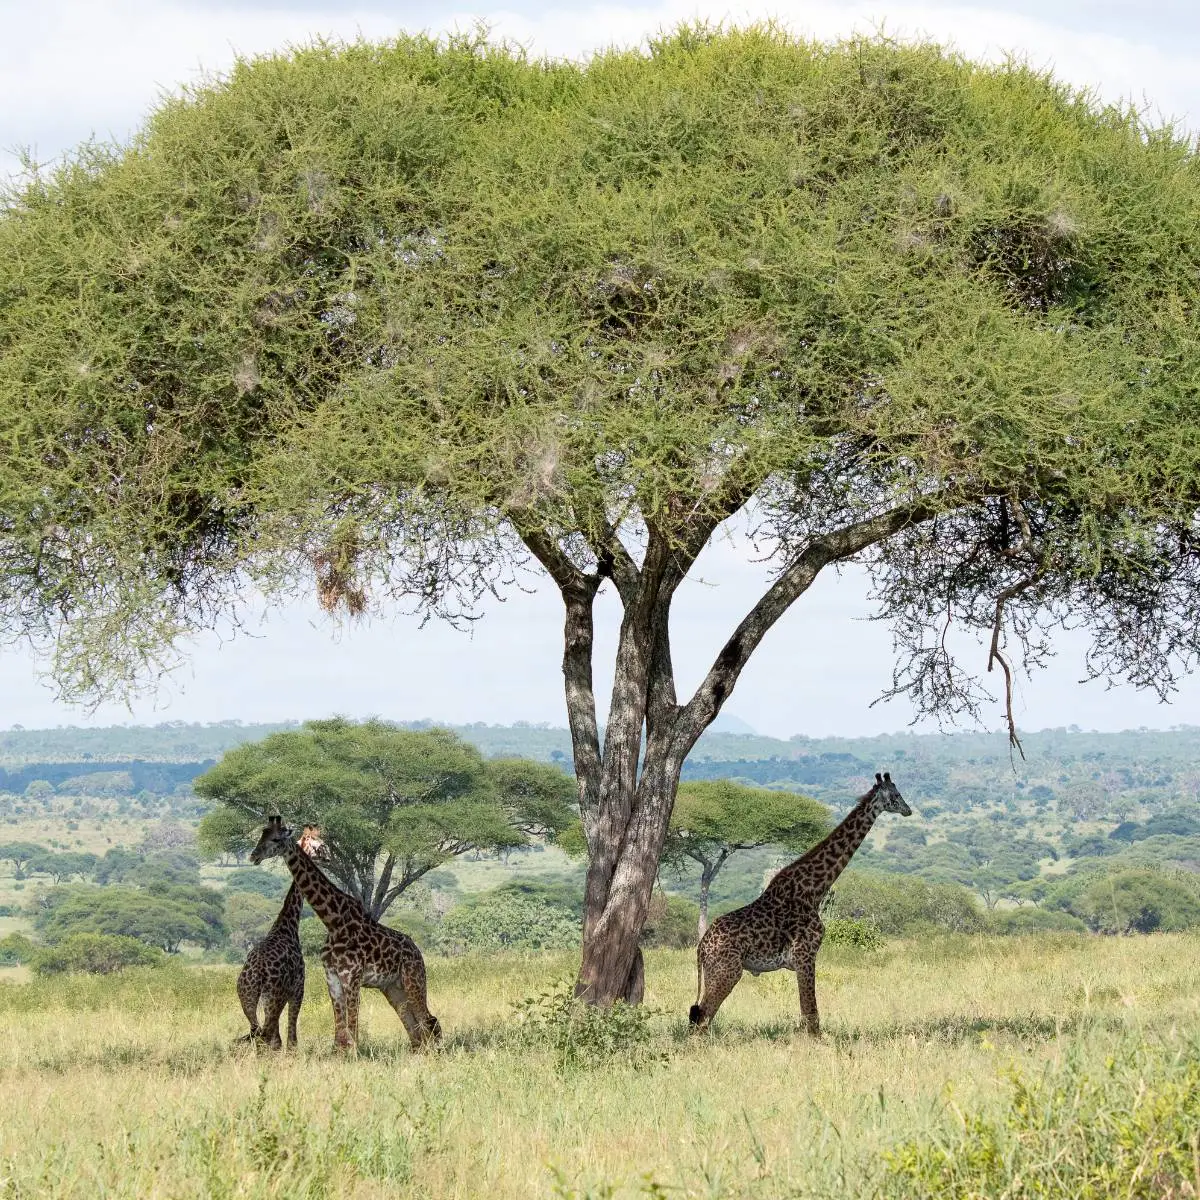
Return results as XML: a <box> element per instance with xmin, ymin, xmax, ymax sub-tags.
<box><xmin>519</xmin><ymin>497</ymin><xmax>941</xmax><ymax>1006</ymax></box>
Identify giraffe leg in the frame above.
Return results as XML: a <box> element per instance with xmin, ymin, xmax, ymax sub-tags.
<box><xmin>690</xmin><ymin>943</ymin><xmax>743</xmax><ymax>1032</ymax></box>
<box><xmin>324</xmin><ymin>964</ymin><xmax>357</xmax><ymax>1051</ymax></box>
<box><xmin>286</xmin><ymin>979</ymin><xmax>303</xmax><ymax>1050</ymax></box>
<box><xmin>382</xmin><ymin>970</ymin><xmax>440</xmax><ymax>1051</ymax></box>
<box><xmin>236</xmin><ymin>970</ymin><xmax>261</xmax><ymax>1041</ymax></box>
<box><xmin>260</xmin><ymin>992</ymin><xmax>286</xmax><ymax>1050</ymax></box>
<box><xmin>793</xmin><ymin>923</ymin><xmax>824</xmax><ymax>1037</ymax></box>
<box><xmin>344</xmin><ymin>974</ymin><xmax>362</xmax><ymax>1048</ymax></box>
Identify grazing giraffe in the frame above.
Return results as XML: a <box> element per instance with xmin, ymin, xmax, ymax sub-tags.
<box><xmin>249</xmin><ymin>816</ymin><xmax>441</xmax><ymax>1052</ymax></box>
<box><xmin>236</xmin><ymin>825</ymin><xmax>327</xmax><ymax>1049</ymax></box>
<box><xmin>689</xmin><ymin>772</ymin><xmax>910</xmax><ymax>1036</ymax></box>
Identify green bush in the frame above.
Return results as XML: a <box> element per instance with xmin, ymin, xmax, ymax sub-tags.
<box><xmin>824</xmin><ymin>917</ymin><xmax>885</xmax><ymax>950</ymax></box>
<box><xmin>884</xmin><ymin>1040</ymin><xmax>1200</xmax><ymax>1198</ymax></box>
<box><xmin>1047</xmin><ymin>867</ymin><xmax>1200</xmax><ymax>934</ymax></box>
<box><xmin>439</xmin><ymin>890</ymin><xmax>579</xmax><ymax>953</ymax></box>
<box><xmin>641</xmin><ymin>894</ymin><xmax>700</xmax><ymax>949</ymax></box>
<box><xmin>0</xmin><ymin>931</ymin><xmax>34</xmax><ymax>965</ymax></box>
<box><xmin>989</xmin><ymin>907</ymin><xmax>1087</xmax><ymax>935</ymax></box>
<box><xmin>511</xmin><ymin>982</ymin><xmax>664</xmax><ymax>1072</ymax></box>
<box><xmin>825</xmin><ymin>870</ymin><xmax>984</xmax><ymax>936</ymax></box>
<box><xmin>30</xmin><ymin>932</ymin><xmax>165</xmax><ymax>976</ymax></box>
<box><xmin>298</xmin><ymin>916</ymin><xmax>327</xmax><ymax>959</ymax></box>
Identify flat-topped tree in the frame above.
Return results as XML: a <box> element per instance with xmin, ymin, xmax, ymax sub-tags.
<box><xmin>195</xmin><ymin>720</ymin><xmax>574</xmax><ymax>920</ymax></box>
<box><xmin>4</xmin><ymin>30</ymin><xmax>1200</xmax><ymax>1004</ymax></box>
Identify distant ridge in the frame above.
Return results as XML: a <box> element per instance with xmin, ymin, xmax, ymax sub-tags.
<box><xmin>1</xmin><ymin>718</ymin><xmax>1199</xmax><ymax>768</ymax></box>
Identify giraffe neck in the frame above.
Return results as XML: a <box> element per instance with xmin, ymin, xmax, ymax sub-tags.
<box><xmin>793</xmin><ymin>794</ymin><xmax>884</xmax><ymax>901</ymax></box>
<box><xmin>269</xmin><ymin>881</ymin><xmax>303</xmax><ymax>933</ymax></box>
<box><xmin>282</xmin><ymin>841</ymin><xmax>356</xmax><ymax>930</ymax></box>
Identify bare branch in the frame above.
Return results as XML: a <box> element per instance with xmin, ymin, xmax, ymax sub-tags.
<box><xmin>679</xmin><ymin>496</ymin><xmax>945</xmax><ymax>744</ymax></box>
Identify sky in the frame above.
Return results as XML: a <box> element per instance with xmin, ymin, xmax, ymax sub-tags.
<box><xmin>2</xmin><ymin>0</ymin><xmax>1200</xmax><ymax>737</ymax></box>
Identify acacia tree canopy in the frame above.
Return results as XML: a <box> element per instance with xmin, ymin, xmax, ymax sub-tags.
<box><xmin>663</xmin><ymin>780</ymin><xmax>829</xmax><ymax>934</ymax></box>
<box><xmin>3</xmin><ymin>28</ymin><xmax>1200</xmax><ymax>1001</ymax></box>
<box><xmin>194</xmin><ymin>719</ymin><xmax>575</xmax><ymax>918</ymax></box>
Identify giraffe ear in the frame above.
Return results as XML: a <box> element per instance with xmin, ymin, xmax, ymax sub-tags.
<box><xmin>883</xmin><ymin>772</ymin><xmax>891</xmax><ymax>783</ymax></box>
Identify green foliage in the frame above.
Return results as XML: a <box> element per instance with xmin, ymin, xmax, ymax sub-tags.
<box><xmin>824</xmin><ymin>917</ymin><xmax>885</xmax><ymax>950</ymax></box>
<box><xmin>640</xmin><ymin>894</ymin><xmax>700</xmax><ymax>949</ymax></box>
<box><xmin>665</xmin><ymin>781</ymin><xmax>829</xmax><ymax>868</ymax></box>
<box><xmin>439</xmin><ymin>889</ymin><xmax>579</xmax><ymax>953</ymax></box>
<box><xmin>989</xmin><ymin>906</ymin><xmax>1087</xmax><ymax>934</ymax></box>
<box><xmin>511</xmin><ymin>982</ymin><xmax>664</xmax><ymax>1072</ymax></box>
<box><xmin>223</xmin><ymin>867</ymin><xmax>289</xmax><ymax>899</ymax></box>
<box><xmin>34</xmin><ymin>884</ymin><xmax>227</xmax><ymax>952</ymax></box>
<box><xmin>30</xmin><ymin>932</ymin><xmax>165</xmax><ymax>975</ymax></box>
<box><xmin>1048</xmin><ymin>867</ymin><xmax>1200</xmax><ymax>934</ymax></box>
<box><xmin>196</xmin><ymin>719</ymin><xmax>572</xmax><ymax>917</ymax></box>
<box><xmin>298</xmin><ymin>915</ymin><xmax>326</xmax><ymax>959</ymax></box>
<box><xmin>884</xmin><ymin>1040</ymin><xmax>1200</xmax><ymax>1198</ymax></box>
<box><xmin>4</xmin><ymin>27</ymin><xmax>1200</xmax><ymax>721</ymax></box>
<box><xmin>0</xmin><ymin>841</ymin><xmax>43</xmax><ymax>878</ymax></box>
<box><xmin>824</xmin><ymin>870</ymin><xmax>984</xmax><ymax>935</ymax></box>
<box><xmin>93</xmin><ymin>846</ymin><xmax>200</xmax><ymax>886</ymax></box>
<box><xmin>0</xmin><ymin>932</ymin><xmax>34</xmax><ymax>965</ymax></box>
<box><xmin>225</xmin><ymin>891</ymin><xmax>281</xmax><ymax>952</ymax></box>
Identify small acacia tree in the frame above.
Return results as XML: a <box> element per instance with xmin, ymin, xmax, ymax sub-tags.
<box><xmin>195</xmin><ymin>719</ymin><xmax>574</xmax><ymax>918</ymax></box>
<box><xmin>663</xmin><ymin>780</ymin><xmax>829</xmax><ymax>935</ymax></box>
<box><xmin>4</xmin><ymin>29</ymin><xmax>1200</xmax><ymax>1002</ymax></box>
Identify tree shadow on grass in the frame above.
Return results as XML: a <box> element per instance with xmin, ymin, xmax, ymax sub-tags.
<box><xmin>677</xmin><ymin>1011</ymin><xmax>1131</xmax><ymax>1049</ymax></box>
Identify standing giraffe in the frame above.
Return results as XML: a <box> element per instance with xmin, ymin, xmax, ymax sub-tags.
<box><xmin>249</xmin><ymin>816</ymin><xmax>441</xmax><ymax>1052</ymax></box>
<box><xmin>236</xmin><ymin>825</ymin><xmax>326</xmax><ymax>1049</ymax></box>
<box><xmin>689</xmin><ymin>772</ymin><xmax>910</xmax><ymax>1036</ymax></box>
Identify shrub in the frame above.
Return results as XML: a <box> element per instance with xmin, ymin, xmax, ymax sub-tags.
<box><xmin>884</xmin><ymin>1040</ymin><xmax>1200</xmax><ymax>1198</ymax></box>
<box><xmin>824</xmin><ymin>917</ymin><xmax>885</xmax><ymax>950</ymax></box>
<box><xmin>989</xmin><ymin>907</ymin><xmax>1087</xmax><ymax>935</ymax></box>
<box><xmin>298</xmin><ymin>916</ymin><xmax>326</xmax><ymax>959</ymax></box>
<box><xmin>31</xmin><ymin>932</ymin><xmax>165</xmax><ymax>976</ymax></box>
<box><xmin>512</xmin><ymin>982</ymin><xmax>665</xmax><ymax>1072</ymax></box>
<box><xmin>0</xmin><ymin>932</ymin><xmax>34</xmax><ymax>965</ymax></box>
<box><xmin>641</xmin><ymin>893</ymin><xmax>699</xmax><ymax>949</ymax></box>
<box><xmin>825</xmin><ymin>870</ymin><xmax>984</xmax><ymax>935</ymax></box>
<box><xmin>223</xmin><ymin>868</ymin><xmax>289</xmax><ymax>900</ymax></box>
<box><xmin>439</xmin><ymin>890</ymin><xmax>579</xmax><ymax>953</ymax></box>
<box><xmin>1048</xmin><ymin>867</ymin><xmax>1200</xmax><ymax>934</ymax></box>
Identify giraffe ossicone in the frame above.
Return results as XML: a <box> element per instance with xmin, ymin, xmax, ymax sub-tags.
<box><xmin>689</xmin><ymin>771</ymin><xmax>911</xmax><ymax>1036</ymax></box>
<box><xmin>249</xmin><ymin>816</ymin><xmax>441</xmax><ymax>1052</ymax></box>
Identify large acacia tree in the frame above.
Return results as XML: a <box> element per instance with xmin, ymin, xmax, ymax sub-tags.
<box><xmin>3</xmin><ymin>29</ymin><xmax>1200</xmax><ymax>1003</ymax></box>
<box><xmin>195</xmin><ymin>719</ymin><xmax>575</xmax><ymax>918</ymax></box>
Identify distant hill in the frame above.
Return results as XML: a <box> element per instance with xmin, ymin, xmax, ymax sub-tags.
<box><xmin>3</xmin><ymin>720</ymin><xmax>1200</xmax><ymax>813</ymax></box>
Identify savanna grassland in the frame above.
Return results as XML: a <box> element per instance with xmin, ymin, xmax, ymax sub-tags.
<box><xmin>5</xmin><ymin>935</ymin><xmax>1200</xmax><ymax>1199</ymax></box>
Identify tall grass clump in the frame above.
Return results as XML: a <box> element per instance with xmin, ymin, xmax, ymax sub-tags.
<box><xmin>884</xmin><ymin>1035</ymin><xmax>1200</xmax><ymax>1198</ymax></box>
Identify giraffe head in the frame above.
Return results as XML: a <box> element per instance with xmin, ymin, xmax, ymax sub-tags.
<box><xmin>870</xmin><ymin>772</ymin><xmax>911</xmax><ymax>816</ymax></box>
<box><xmin>298</xmin><ymin>825</ymin><xmax>329</xmax><ymax>861</ymax></box>
<box><xmin>249</xmin><ymin>815</ymin><xmax>295</xmax><ymax>865</ymax></box>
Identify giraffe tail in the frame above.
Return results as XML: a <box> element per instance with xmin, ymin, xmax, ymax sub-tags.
<box><xmin>689</xmin><ymin>957</ymin><xmax>705</xmax><ymax>1026</ymax></box>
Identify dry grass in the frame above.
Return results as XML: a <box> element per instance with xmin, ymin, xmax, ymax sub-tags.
<box><xmin>1</xmin><ymin>935</ymin><xmax>1198</xmax><ymax>1198</ymax></box>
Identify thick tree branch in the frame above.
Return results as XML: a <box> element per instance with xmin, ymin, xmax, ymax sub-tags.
<box><xmin>678</xmin><ymin>497</ymin><xmax>945</xmax><ymax>742</ymax></box>
<box><xmin>516</xmin><ymin>522</ymin><xmax>605</xmax><ymax>830</ymax></box>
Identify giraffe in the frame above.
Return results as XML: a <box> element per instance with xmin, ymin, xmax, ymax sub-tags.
<box><xmin>249</xmin><ymin>816</ymin><xmax>441</xmax><ymax>1052</ymax></box>
<box><xmin>236</xmin><ymin>825</ymin><xmax>327</xmax><ymax>1049</ymax></box>
<box><xmin>689</xmin><ymin>772</ymin><xmax>910</xmax><ymax>1036</ymax></box>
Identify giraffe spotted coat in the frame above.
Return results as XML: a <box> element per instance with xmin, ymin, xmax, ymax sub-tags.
<box><xmin>250</xmin><ymin>816</ymin><xmax>440</xmax><ymax>1052</ymax></box>
<box><xmin>689</xmin><ymin>772</ymin><xmax>910</xmax><ymax>1036</ymax></box>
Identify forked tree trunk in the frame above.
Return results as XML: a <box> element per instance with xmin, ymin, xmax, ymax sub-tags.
<box><xmin>519</xmin><ymin>498</ymin><xmax>938</xmax><ymax>1006</ymax></box>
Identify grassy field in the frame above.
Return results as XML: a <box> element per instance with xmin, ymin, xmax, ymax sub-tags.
<box><xmin>3</xmin><ymin>935</ymin><xmax>1200</xmax><ymax>1198</ymax></box>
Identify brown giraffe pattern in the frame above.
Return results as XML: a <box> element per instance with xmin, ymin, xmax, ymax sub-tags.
<box><xmin>236</xmin><ymin>826</ymin><xmax>326</xmax><ymax>1049</ymax></box>
<box><xmin>250</xmin><ymin>817</ymin><xmax>441</xmax><ymax>1052</ymax></box>
<box><xmin>689</xmin><ymin>772</ymin><xmax>911</xmax><ymax>1036</ymax></box>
